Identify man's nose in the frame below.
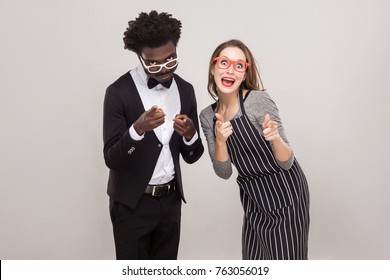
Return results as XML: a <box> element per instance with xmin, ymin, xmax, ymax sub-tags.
<box><xmin>160</xmin><ymin>65</ymin><xmax>170</xmax><ymax>73</ymax></box>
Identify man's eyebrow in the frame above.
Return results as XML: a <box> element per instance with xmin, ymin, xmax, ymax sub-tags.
<box><xmin>147</xmin><ymin>52</ymin><xmax>177</xmax><ymax>62</ymax></box>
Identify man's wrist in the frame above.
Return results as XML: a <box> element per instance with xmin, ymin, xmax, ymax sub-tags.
<box><xmin>183</xmin><ymin>131</ymin><xmax>199</xmax><ymax>145</ymax></box>
<box><xmin>129</xmin><ymin>125</ymin><xmax>144</xmax><ymax>141</ymax></box>
<box><xmin>133</xmin><ymin>123</ymin><xmax>144</xmax><ymax>136</ymax></box>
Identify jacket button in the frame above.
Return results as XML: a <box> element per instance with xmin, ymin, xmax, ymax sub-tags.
<box><xmin>158</xmin><ymin>144</ymin><xmax>162</xmax><ymax>148</ymax></box>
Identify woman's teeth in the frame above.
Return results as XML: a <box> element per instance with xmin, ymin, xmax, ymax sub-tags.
<box><xmin>221</xmin><ymin>78</ymin><xmax>235</xmax><ymax>87</ymax></box>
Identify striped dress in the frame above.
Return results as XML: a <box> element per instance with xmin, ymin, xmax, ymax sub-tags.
<box><xmin>200</xmin><ymin>90</ymin><xmax>310</xmax><ymax>260</ymax></box>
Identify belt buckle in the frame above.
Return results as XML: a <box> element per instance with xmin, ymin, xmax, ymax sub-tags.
<box><xmin>150</xmin><ymin>183</ymin><xmax>171</xmax><ymax>196</ymax></box>
<box><xmin>152</xmin><ymin>186</ymin><xmax>158</xmax><ymax>196</ymax></box>
<box><xmin>166</xmin><ymin>184</ymin><xmax>171</xmax><ymax>195</ymax></box>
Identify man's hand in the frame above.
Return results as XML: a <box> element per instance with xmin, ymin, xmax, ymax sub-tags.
<box><xmin>133</xmin><ymin>105</ymin><xmax>165</xmax><ymax>135</ymax></box>
<box><xmin>173</xmin><ymin>114</ymin><xmax>196</xmax><ymax>141</ymax></box>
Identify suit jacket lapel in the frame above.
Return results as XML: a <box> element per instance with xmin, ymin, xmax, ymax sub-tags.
<box><xmin>174</xmin><ymin>74</ymin><xmax>189</xmax><ymax>115</ymax></box>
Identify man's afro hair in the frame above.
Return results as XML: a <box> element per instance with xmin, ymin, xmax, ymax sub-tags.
<box><xmin>123</xmin><ymin>10</ymin><xmax>182</xmax><ymax>54</ymax></box>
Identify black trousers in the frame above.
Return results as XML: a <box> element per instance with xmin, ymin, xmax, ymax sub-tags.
<box><xmin>109</xmin><ymin>191</ymin><xmax>182</xmax><ymax>260</ymax></box>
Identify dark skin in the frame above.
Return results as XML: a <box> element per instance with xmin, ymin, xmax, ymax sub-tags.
<box><xmin>133</xmin><ymin>41</ymin><xmax>196</xmax><ymax>141</ymax></box>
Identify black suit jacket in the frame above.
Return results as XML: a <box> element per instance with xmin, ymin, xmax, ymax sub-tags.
<box><xmin>103</xmin><ymin>71</ymin><xmax>204</xmax><ymax>209</ymax></box>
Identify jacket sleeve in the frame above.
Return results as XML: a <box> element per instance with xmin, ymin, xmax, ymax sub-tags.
<box><xmin>179</xmin><ymin>83</ymin><xmax>204</xmax><ymax>164</ymax></box>
<box><xmin>103</xmin><ymin>84</ymin><xmax>160</xmax><ymax>172</ymax></box>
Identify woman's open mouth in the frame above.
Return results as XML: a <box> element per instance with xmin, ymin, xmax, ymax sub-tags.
<box><xmin>221</xmin><ymin>77</ymin><xmax>235</xmax><ymax>87</ymax></box>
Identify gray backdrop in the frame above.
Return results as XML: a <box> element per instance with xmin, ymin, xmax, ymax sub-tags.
<box><xmin>1</xmin><ymin>0</ymin><xmax>389</xmax><ymax>259</ymax></box>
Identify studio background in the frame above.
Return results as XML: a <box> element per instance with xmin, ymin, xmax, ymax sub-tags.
<box><xmin>1</xmin><ymin>0</ymin><xmax>389</xmax><ymax>259</ymax></box>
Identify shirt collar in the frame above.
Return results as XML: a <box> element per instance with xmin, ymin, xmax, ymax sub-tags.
<box><xmin>136</xmin><ymin>64</ymin><xmax>149</xmax><ymax>87</ymax></box>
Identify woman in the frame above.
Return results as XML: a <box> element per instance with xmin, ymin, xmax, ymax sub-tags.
<box><xmin>200</xmin><ymin>39</ymin><xmax>310</xmax><ymax>260</ymax></box>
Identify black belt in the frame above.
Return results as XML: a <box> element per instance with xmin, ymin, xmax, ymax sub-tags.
<box><xmin>144</xmin><ymin>181</ymin><xmax>175</xmax><ymax>197</ymax></box>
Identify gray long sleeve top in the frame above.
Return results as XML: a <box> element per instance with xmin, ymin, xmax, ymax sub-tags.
<box><xmin>199</xmin><ymin>90</ymin><xmax>294</xmax><ymax>179</ymax></box>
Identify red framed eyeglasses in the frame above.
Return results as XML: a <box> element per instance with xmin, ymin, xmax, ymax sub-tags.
<box><xmin>214</xmin><ymin>57</ymin><xmax>249</xmax><ymax>73</ymax></box>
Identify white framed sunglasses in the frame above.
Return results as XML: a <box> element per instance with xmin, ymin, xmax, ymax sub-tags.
<box><xmin>139</xmin><ymin>52</ymin><xmax>179</xmax><ymax>74</ymax></box>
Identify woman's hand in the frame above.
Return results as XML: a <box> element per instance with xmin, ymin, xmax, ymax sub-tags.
<box><xmin>262</xmin><ymin>113</ymin><xmax>292</xmax><ymax>162</ymax></box>
<box><xmin>215</xmin><ymin>113</ymin><xmax>233</xmax><ymax>143</ymax></box>
<box><xmin>262</xmin><ymin>113</ymin><xmax>280</xmax><ymax>142</ymax></box>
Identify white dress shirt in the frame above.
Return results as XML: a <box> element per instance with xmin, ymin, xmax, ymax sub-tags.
<box><xmin>129</xmin><ymin>65</ymin><xmax>198</xmax><ymax>185</ymax></box>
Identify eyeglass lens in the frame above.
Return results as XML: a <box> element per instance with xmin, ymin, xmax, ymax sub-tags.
<box><xmin>148</xmin><ymin>59</ymin><xmax>177</xmax><ymax>72</ymax></box>
<box><xmin>215</xmin><ymin>57</ymin><xmax>248</xmax><ymax>72</ymax></box>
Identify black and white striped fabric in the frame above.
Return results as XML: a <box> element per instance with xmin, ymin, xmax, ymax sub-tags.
<box><xmin>226</xmin><ymin>91</ymin><xmax>310</xmax><ymax>260</ymax></box>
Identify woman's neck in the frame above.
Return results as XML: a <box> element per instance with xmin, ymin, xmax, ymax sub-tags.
<box><xmin>217</xmin><ymin>91</ymin><xmax>240</xmax><ymax>121</ymax></box>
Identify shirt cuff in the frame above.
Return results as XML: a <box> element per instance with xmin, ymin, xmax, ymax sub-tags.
<box><xmin>183</xmin><ymin>131</ymin><xmax>199</xmax><ymax>145</ymax></box>
<box><xmin>129</xmin><ymin>125</ymin><xmax>145</xmax><ymax>141</ymax></box>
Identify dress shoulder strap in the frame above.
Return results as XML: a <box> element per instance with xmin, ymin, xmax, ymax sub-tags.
<box><xmin>239</xmin><ymin>89</ymin><xmax>252</xmax><ymax>115</ymax></box>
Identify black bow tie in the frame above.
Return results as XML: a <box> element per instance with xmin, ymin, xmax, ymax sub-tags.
<box><xmin>147</xmin><ymin>77</ymin><xmax>173</xmax><ymax>89</ymax></box>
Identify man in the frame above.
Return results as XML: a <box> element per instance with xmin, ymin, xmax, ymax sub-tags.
<box><xmin>103</xmin><ymin>10</ymin><xmax>204</xmax><ymax>260</ymax></box>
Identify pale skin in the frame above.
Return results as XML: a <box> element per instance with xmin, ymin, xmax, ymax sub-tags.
<box><xmin>213</xmin><ymin>47</ymin><xmax>292</xmax><ymax>163</ymax></box>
